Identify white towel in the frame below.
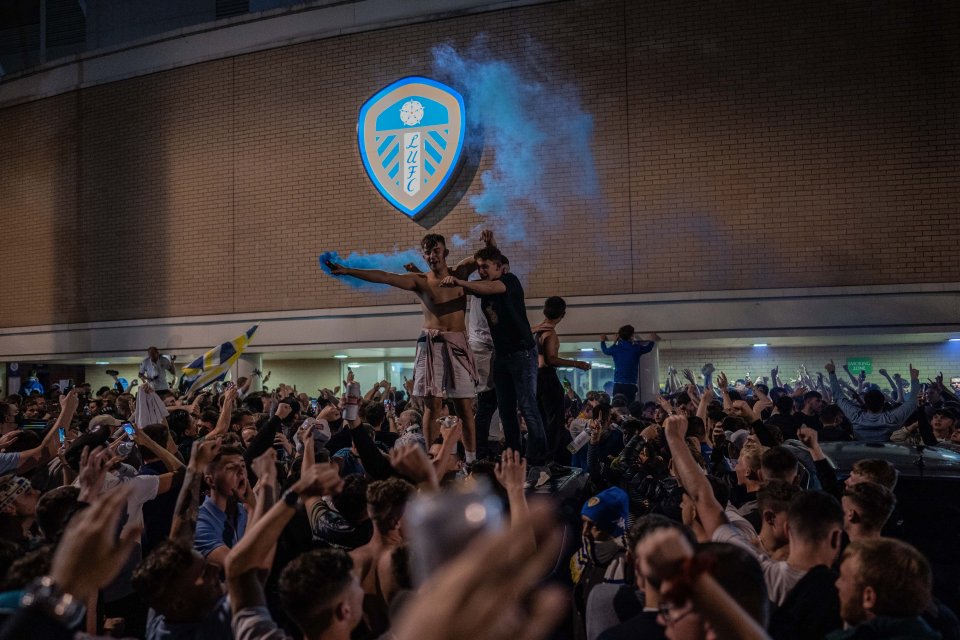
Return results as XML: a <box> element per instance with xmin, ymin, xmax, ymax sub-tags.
<box><xmin>134</xmin><ymin>384</ymin><xmax>168</xmax><ymax>427</ymax></box>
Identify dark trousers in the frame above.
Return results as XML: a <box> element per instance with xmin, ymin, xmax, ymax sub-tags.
<box><xmin>612</xmin><ymin>382</ymin><xmax>639</xmax><ymax>404</ymax></box>
<box><xmin>537</xmin><ymin>367</ymin><xmax>570</xmax><ymax>465</ymax></box>
<box><xmin>494</xmin><ymin>347</ymin><xmax>548</xmax><ymax>465</ymax></box>
<box><xmin>474</xmin><ymin>388</ymin><xmax>499</xmax><ymax>459</ymax></box>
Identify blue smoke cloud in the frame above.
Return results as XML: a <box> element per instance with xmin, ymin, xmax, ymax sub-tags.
<box><xmin>432</xmin><ymin>39</ymin><xmax>601</xmax><ymax>242</ymax></box>
<box><xmin>318</xmin><ymin>249</ymin><xmax>427</xmax><ymax>291</ymax></box>
<box><xmin>320</xmin><ymin>38</ymin><xmax>601</xmax><ymax>289</ymax></box>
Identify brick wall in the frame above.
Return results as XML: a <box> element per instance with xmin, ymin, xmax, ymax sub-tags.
<box><xmin>0</xmin><ymin>0</ymin><xmax>957</xmax><ymax>327</ymax></box>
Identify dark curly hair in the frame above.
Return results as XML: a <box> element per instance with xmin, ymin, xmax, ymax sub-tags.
<box><xmin>279</xmin><ymin>549</ymin><xmax>355</xmax><ymax>635</ymax></box>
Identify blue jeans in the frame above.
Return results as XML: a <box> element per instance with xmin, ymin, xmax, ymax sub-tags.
<box><xmin>493</xmin><ymin>346</ymin><xmax>548</xmax><ymax>465</ymax></box>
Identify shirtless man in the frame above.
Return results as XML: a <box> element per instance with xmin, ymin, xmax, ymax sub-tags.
<box><xmin>326</xmin><ymin>231</ymin><xmax>494</xmax><ymax>462</ymax></box>
<box><xmin>349</xmin><ymin>477</ymin><xmax>413</xmax><ymax>637</ymax></box>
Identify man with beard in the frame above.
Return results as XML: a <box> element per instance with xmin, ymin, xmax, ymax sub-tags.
<box><xmin>829</xmin><ymin>538</ymin><xmax>939</xmax><ymax>639</ymax></box>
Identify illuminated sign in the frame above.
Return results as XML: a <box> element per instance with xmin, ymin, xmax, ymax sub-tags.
<box><xmin>357</xmin><ymin>77</ymin><xmax>466</xmax><ymax>220</ymax></box>
<box><xmin>846</xmin><ymin>357</ymin><xmax>872</xmax><ymax>375</ymax></box>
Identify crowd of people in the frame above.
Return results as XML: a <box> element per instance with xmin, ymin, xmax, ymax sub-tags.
<box><xmin>0</xmin><ymin>230</ymin><xmax>957</xmax><ymax>640</ymax></box>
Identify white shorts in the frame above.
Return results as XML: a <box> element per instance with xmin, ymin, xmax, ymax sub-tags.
<box><xmin>412</xmin><ymin>330</ymin><xmax>477</xmax><ymax>399</ymax></box>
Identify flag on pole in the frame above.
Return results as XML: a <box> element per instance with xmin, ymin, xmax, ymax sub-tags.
<box><xmin>182</xmin><ymin>325</ymin><xmax>259</xmax><ymax>395</ymax></box>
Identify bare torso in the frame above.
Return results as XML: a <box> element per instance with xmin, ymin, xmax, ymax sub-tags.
<box><xmin>415</xmin><ymin>269</ymin><xmax>468</xmax><ymax>332</ymax></box>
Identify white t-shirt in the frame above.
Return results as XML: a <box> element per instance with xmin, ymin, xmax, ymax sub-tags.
<box><xmin>724</xmin><ymin>505</ymin><xmax>760</xmax><ymax>540</ymax></box>
<box><xmin>712</xmin><ymin>523</ymin><xmax>806</xmax><ymax>605</ymax></box>
<box><xmin>140</xmin><ymin>356</ymin><xmax>174</xmax><ymax>391</ymax></box>
<box><xmin>233</xmin><ymin>606</ymin><xmax>290</xmax><ymax>640</ymax></box>
<box><xmin>467</xmin><ymin>296</ymin><xmax>493</xmax><ymax>348</ymax></box>
<box><xmin>78</xmin><ymin>468</ymin><xmax>160</xmax><ymax>534</ymax></box>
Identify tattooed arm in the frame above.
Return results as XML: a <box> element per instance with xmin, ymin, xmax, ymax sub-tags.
<box><xmin>169</xmin><ymin>437</ymin><xmax>222</xmax><ymax>547</ymax></box>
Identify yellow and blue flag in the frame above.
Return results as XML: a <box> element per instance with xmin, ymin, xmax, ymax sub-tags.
<box><xmin>181</xmin><ymin>325</ymin><xmax>258</xmax><ymax>395</ymax></box>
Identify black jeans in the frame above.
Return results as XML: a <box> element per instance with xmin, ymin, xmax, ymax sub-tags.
<box><xmin>493</xmin><ymin>346</ymin><xmax>548</xmax><ymax>465</ymax></box>
<box><xmin>612</xmin><ymin>382</ymin><xmax>639</xmax><ymax>404</ymax></box>
<box><xmin>474</xmin><ymin>387</ymin><xmax>499</xmax><ymax>459</ymax></box>
<box><xmin>537</xmin><ymin>367</ymin><xmax>569</xmax><ymax>465</ymax></box>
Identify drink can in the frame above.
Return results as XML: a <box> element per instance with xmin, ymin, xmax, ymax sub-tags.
<box><xmin>343</xmin><ymin>381</ymin><xmax>361</xmax><ymax>421</ymax></box>
<box><xmin>567</xmin><ymin>428</ymin><xmax>592</xmax><ymax>453</ymax></box>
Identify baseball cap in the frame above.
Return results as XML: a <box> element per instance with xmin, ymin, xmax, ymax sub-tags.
<box><xmin>581</xmin><ymin>487</ymin><xmax>629</xmax><ymax>537</ymax></box>
<box><xmin>89</xmin><ymin>415</ymin><xmax>122</xmax><ymax>430</ymax></box>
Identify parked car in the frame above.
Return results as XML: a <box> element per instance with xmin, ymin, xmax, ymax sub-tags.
<box><xmin>820</xmin><ymin>441</ymin><xmax>960</xmax><ymax>612</ymax></box>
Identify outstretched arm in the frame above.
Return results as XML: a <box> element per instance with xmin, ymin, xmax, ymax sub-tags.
<box><xmin>541</xmin><ymin>332</ymin><xmax>590</xmax><ymax>370</ymax></box>
<box><xmin>326</xmin><ymin>260</ymin><xmax>420</xmax><ymax>291</ymax></box>
<box><xmin>440</xmin><ymin>275</ymin><xmax>506</xmax><ymax>296</ymax></box>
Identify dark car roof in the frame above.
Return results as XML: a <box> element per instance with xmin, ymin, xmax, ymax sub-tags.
<box><xmin>819</xmin><ymin>441</ymin><xmax>960</xmax><ymax>479</ymax></box>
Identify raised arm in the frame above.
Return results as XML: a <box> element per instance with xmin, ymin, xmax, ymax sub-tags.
<box><xmin>825</xmin><ymin>359</ymin><xmax>860</xmax><ymax>414</ymax></box>
<box><xmin>637</xmin><ymin>528</ymin><xmax>771</xmax><ymax>640</ymax></box>
<box><xmin>696</xmin><ymin>383</ymin><xmax>713</xmax><ymax>422</ymax></box>
<box><xmin>389</xmin><ymin>444</ymin><xmax>439</xmax><ymax>491</ymax></box>
<box><xmin>207</xmin><ymin>387</ymin><xmax>238</xmax><ymax>439</ymax></box>
<box><xmin>364</xmin><ymin>380</ymin><xmax>389</xmax><ymax>403</ymax></box>
<box><xmin>840</xmin><ymin>363</ymin><xmax>860</xmax><ymax>387</ymax></box>
<box><xmin>18</xmin><ymin>389</ymin><xmax>79</xmax><ymax>474</ymax></box>
<box><xmin>238</xmin><ymin>373</ymin><xmax>254</xmax><ymax>396</ymax></box>
<box><xmin>326</xmin><ymin>260</ymin><xmax>420</xmax><ymax>291</ymax></box>
<box><xmin>877</xmin><ymin>368</ymin><xmax>899</xmax><ymax>402</ymax></box>
<box><xmin>716</xmin><ymin>372</ymin><xmax>732</xmax><ymax>412</ymax></box>
<box><xmin>885</xmin><ymin>364</ymin><xmax>920</xmax><ymax>426</ymax></box>
<box><xmin>433</xmin><ymin>418</ymin><xmax>463</xmax><ymax>479</ymax></box>
<box><xmin>248</xmin><ymin>449</ymin><xmax>278</xmax><ymax>532</ymax></box>
<box><xmin>599</xmin><ymin>335</ymin><xmax>614</xmax><ymax>355</ymax></box>
<box><xmin>169</xmin><ymin>438</ymin><xmax>221</xmax><ymax>546</ymax></box>
<box><xmin>451</xmin><ymin>229</ymin><xmax>495</xmax><ymax>280</ymax></box>
<box><xmin>797</xmin><ymin>426</ymin><xmax>841</xmax><ymax>498</ymax></box>
<box><xmin>133</xmin><ymin>425</ymin><xmax>184</xmax><ymax>473</ymax></box>
<box><xmin>300</xmin><ymin>423</ymin><xmax>323</xmax><ymax>517</ymax></box>
<box><xmin>934</xmin><ymin>372</ymin><xmax>960</xmax><ymax>404</ymax></box>
<box><xmin>495</xmin><ymin>449</ymin><xmax>535</xmax><ymax>558</ymax></box>
<box><xmin>225</xmin><ymin>464</ymin><xmax>342</xmax><ymax>611</ymax></box>
<box><xmin>663</xmin><ymin>415</ymin><xmax>727</xmax><ymax>536</ymax></box>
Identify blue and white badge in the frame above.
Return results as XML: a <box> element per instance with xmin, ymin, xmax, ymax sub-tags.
<box><xmin>358</xmin><ymin>77</ymin><xmax>466</xmax><ymax>220</ymax></box>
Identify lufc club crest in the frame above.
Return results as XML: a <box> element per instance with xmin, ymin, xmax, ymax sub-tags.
<box><xmin>358</xmin><ymin>77</ymin><xmax>466</xmax><ymax>221</ymax></box>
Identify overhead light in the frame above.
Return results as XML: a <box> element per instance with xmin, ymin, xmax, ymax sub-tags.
<box><xmin>347</xmin><ymin>363</ymin><xmax>361</xmax><ymax>368</ymax></box>
<box><xmin>949</xmin><ymin>338</ymin><xmax>960</xmax><ymax>343</ymax></box>
<box><xmin>333</xmin><ymin>354</ymin><xmax>348</xmax><ymax>358</ymax></box>
<box><xmin>752</xmin><ymin>343</ymin><xmax>768</xmax><ymax>348</ymax></box>
<box><xmin>95</xmin><ymin>361</ymin><xmax>110</xmax><ymax>365</ymax></box>
<box><xmin>580</xmin><ymin>348</ymin><xmax>594</xmax><ymax>352</ymax></box>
